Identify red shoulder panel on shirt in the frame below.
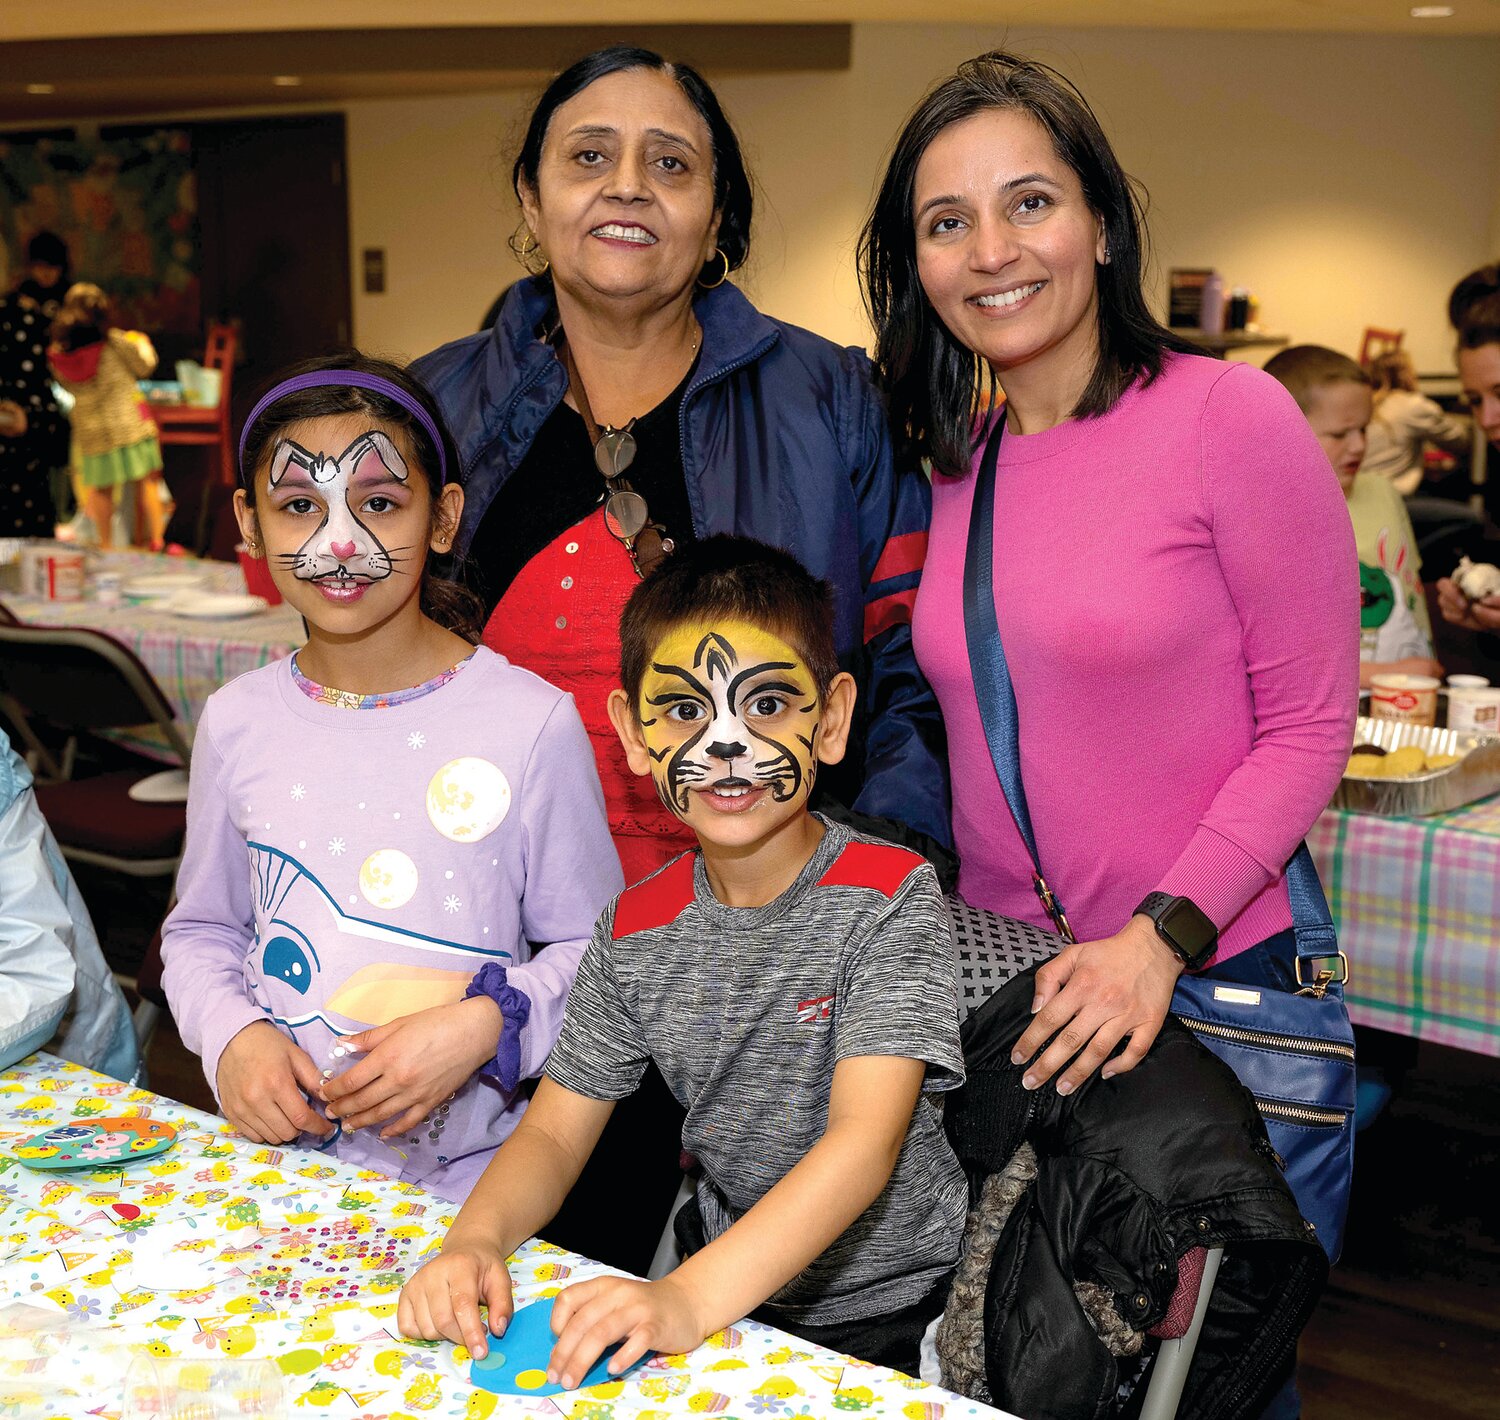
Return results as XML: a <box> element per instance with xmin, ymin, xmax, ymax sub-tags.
<box><xmin>612</xmin><ymin>855</ymin><xmax>697</xmax><ymax>939</ymax></box>
<box><xmin>815</xmin><ymin>840</ymin><xmax>926</xmax><ymax>899</ymax></box>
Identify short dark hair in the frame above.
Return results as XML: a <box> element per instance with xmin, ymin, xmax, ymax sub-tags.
<box><xmin>238</xmin><ymin>351</ymin><xmax>484</xmax><ymax>643</ymax></box>
<box><xmin>26</xmin><ymin>230</ymin><xmax>68</xmax><ymax>268</ymax></box>
<box><xmin>511</xmin><ymin>44</ymin><xmax>754</xmax><ymax>283</ymax></box>
<box><xmin>859</xmin><ymin>49</ymin><xmax>1197</xmax><ymax>475</ymax></box>
<box><xmin>619</xmin><ymin>536</ymin><xmax>839</xmax><ymax>709</ymax></box>
<box><xmin>1450</xmin><ymin>262</ymin><xmax>1500</xmax><ymax>350</ymax></box>
<box><xmin>1263</xmin><ymin>345</ymin><xmax>1371</xmax><ymax>414</ymax></box>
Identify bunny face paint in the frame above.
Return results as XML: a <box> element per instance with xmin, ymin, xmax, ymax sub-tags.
<box><xmin>265</xmin><ymin>428</ymin><xmax>419</xmax><ymax>603</ymax></box>
<box><xmin>638</xmin><ymin>621</ymin><xmax>823</xmax><ymax>826</ymax></box>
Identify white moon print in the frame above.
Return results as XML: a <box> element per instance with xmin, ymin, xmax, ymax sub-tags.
<box><xmin>358</xmin><ymin>848</ymin><xmax>419</xmax><ymax>909</ymax></box>
<box><xmin>426</xmin><ymin>757</ymin><xmax>512</xmax><ymax>843</ymax></box>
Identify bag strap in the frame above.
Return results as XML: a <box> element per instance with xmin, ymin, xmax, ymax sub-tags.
<box><xmin>960</xmin><ymin>416</ymin><xmax>1075</xmax><ymax>943</ymax></box>
<box><xmin>959</xmin><ymin>414</ymin><xmax>1345</xmax><ymax>992</ymax></box>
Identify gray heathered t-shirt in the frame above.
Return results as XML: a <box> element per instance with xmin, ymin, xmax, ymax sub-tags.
<box><xmin>545</xmin><ymin>817</ymin><xmax>968</xmax><ymax>1327</ymax></box>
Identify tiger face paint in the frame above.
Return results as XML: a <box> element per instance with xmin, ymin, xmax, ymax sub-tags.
<box><xmin>638</xmin><ymin>621</ymin><xmax>823</xmax><ymax>824</ymax></box>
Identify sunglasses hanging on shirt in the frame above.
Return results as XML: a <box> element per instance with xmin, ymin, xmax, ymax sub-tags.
<box><xmin>558</xmin><ymin>337</ymin><xmax>686</xmax><ymax>579</ymax></box>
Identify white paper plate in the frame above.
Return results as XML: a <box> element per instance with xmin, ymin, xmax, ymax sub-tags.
<box><xmin>167</xmin><ymin>592</ymin><xmax>269</xmax><ymax>620</ymax></box>
<box><xmin>128</xmin><ymin>769</ymin><xmax>190</xmax><ymax>803</ymax></box>
<box><xmin>122</xmin><ymin>572</ymin><xmax>204</xmax><ymax>600</ymax></box>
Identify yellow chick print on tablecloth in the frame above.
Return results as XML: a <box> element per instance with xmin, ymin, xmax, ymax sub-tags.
<box><xmin>832</xmin><ymin>1385</ymin><xmax>876</xmax><ymax>1411</ymax></box>
<box><xmin>902</xmin><ymin>1404</ymin><xmax>945</xmax><ymax>1420</ymax></box>
<box><xmin>465</xmin><ymin>1390</ymin><xmax>499</xmax><ymax>1420</ymax></box>
<box><xmin>637</xmin><ymin>1372</ymin><xmax>692</xmax><ymax>1401</ymax></box>
<box><xmin>685</xmin><ymin>1390</ymin><xmax>729</xmax><ymax>1412</ymax></box>
<box><xmin>403</xmin><ymin>1372</ymin><xmax>443</xmax><ymax>1410</ymax></box>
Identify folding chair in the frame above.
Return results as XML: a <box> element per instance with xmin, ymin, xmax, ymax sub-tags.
<box><xmin>0</xmin><ymin>624</ymin><xmax>190</xmax><ymax>1047</ymax></box>
<box><xmin>0</xmin><ymin>622</ymin><xmax>188</xmax><ymax>872</ymax></box>
<box><xmin>1137</xmin><ymin>1247</ymin><xmax>1225</xmax><ymax>1419</ymax></box>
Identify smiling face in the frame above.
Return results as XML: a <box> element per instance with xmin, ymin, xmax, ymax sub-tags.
<box><xmin>913</xmin><ymin>107</ymin><xmax>1105</xmax><ymax>401</ymax></box>
<box><xmin>607</xmin><ymin>619</ymin><xmax>859</xmax><ymax>856</ymax></box>
<box><xmin>1459</xmin><ymin>342</ymin><xmax>1500</xmax><ymax>448</ymax></box>
<box><xmin>640</xmin><ymin>622</ymin><xmax>821</xmax><ymax>820</ymax></box>
<box><xmin>519</xmin><ymin>66</ymin><xmax>721</xmax><ymax>307</ymax></box>
<box><xmin>1304</xmin><ymin>380</ymin><xmax>1373</xmax><ymax>494</ymax></box>
<box><xmin>235</xmin><ymin>412</ymin><xmax>459</xmax><ymax>634</ymax></box>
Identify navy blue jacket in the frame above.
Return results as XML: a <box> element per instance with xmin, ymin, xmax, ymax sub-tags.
<box><xmin>413</xmin><ymin>276</ymin><xmax>950</xmax><ymax>846</ymax></box>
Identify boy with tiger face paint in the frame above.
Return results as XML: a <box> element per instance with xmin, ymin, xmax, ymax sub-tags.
<box><xmin>636</xmin><ymin>621</ymin><xmax>827</xmax><ymax>817</ymax></box>
<box><xmin>400</xmin><ymin>536</ymin><xmax>966</xmax><ymax>1386</ymax></box>
<box><xmin>608</xmin><ymin>562</ymin><xmax>856</xmax><ymax>891</ymax></box>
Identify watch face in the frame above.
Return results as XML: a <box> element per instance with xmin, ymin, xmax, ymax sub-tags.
<box><xmin>1159</xmin><ymin>897</ymin><xmax>1217</xmax><ymax>964</ymax></box>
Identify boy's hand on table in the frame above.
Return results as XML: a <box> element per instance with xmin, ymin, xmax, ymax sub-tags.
<box><xmin>0</xmin><ymin>401</ymin><xmax>26</xmax><ymax>437</ymax></box>
<box><xmin>398</xmin><ymin>1239</ymin><xmax>515</xmax><ymax>1357</ymax></box>
<box><xmin>320</xmin><ymin>997</ymin><xmax>502</xmax><ymax>1138</ymax></box>
<box><xmin>216</xmin><ymin>1021</ymin><xmax>332</xmax><ymax>1144</ymax></box>
<box><xmin>547</xmin><ymin>1276</ymin><xmax>703</xmax><ymax>1389</ymax></box>
<box><xmin>1012</xmin><ymin>914</ymin><xmax>1183</xmax><ymax>1095</ymax></box>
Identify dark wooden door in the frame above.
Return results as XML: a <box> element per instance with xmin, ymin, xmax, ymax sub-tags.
<box><xmin>192</xmin><ymin>112</ymin><xmax>351</xmax><ymax>397</ymax></box>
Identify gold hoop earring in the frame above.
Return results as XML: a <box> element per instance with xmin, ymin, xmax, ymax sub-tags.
<box><xmin>698</xmin><ymin>248</ymin><xmax>730</xmax><ymax>290</ymax></box>
<box><xmin>513</xmin><ymin>228</ymin><xmax>549</xmax><ymax>276</ymax></box>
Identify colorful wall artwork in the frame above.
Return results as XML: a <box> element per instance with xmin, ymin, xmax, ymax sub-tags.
<box><xmin>0</xmin><ymin>130</ymin><xmax>200</xmax><ymax>336</ymax></box>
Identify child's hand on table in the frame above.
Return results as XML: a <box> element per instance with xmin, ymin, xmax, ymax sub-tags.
<box><xmin>546</xmin><ymin>1275</ymin><xmax>703</xmax><ymax>1389</ymax></box>
<box><xmin>398</xmin><ymin>1237</ymin><xmax>515</xmax><ymax>1357</ymax></box>
<box><xmin>216</xmin><ymin>1021</ymin><xmax>332</xmax><ymax>1144</ymax></box>
<box><xmin>320</xmin><ymin>997</ymin><xmax>502</xmax><ymax>1139</ymax></box>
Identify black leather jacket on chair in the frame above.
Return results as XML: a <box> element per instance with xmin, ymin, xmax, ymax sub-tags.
<box><xmin>944</xmin><ymin>963</ymin><xmax>1328</xmax><ymax>1420</ymax></box>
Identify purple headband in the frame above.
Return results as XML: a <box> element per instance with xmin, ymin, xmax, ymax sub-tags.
<box><xmin>237</xmin><ymin>370</ymin><xmax>449</xmax><ymax>485</ymax></box>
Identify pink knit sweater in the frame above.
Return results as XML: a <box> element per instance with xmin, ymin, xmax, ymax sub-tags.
<box><xmin>913</xmin><ymin>354</ymin><xmax>1358</xmax><ymax>964</ymax></box>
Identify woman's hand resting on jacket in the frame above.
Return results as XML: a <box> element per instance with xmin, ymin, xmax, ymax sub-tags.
<box><xmin>1010</xmin><ymin>915</ymin><xmax>1185</xmax><ymax>1095</ymax></box>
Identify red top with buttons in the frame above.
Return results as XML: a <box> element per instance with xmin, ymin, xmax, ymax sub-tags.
<box><xmin>483</xmin><ymin>506</ymin><xmax>697</xmax><ymax>885</ymax></box>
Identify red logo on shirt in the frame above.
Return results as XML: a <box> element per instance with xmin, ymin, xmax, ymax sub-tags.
<box><xmin>797</xmin><ymin>995</ymin><xmax>834</xmax><ymax>1024</ymax></box>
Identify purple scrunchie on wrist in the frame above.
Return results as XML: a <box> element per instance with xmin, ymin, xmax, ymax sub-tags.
<box><xmin>464</xmin><ymin>961</ymin><xmax>532</xmax><ymax>1093</ymax></box>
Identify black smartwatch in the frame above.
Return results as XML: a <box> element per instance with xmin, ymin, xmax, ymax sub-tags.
<box><xmin>1134</xmin><ymin>893</ymin><xmax>1218</xmax><ymax>971</ymax></box>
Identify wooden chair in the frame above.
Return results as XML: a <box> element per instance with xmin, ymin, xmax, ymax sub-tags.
<box><xmin>1359</xmin><ymin>326</ymin><xmax>1405</xmax><ymax>368</ymax></box>
<box><xmin>147</xmin><ymin>320</ymin><xmax>239</xmax><ymax>550</ymax></box>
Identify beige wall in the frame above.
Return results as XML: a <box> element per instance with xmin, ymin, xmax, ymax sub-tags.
<box><xmin>349</xmin><ymin>23</ymin><xmax>1500</xmax><ymax>372</ymax></box>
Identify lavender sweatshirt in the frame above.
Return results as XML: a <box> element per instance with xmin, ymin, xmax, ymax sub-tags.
<box><xmin>161</xmin><ymin>647</ymin><xmax>622</xmax><ymax>1199</ymax></box>
<box><xmin>914</xmin><ymin>355</ymin><xmax>1358</xmax><ymax>964</ymax></box>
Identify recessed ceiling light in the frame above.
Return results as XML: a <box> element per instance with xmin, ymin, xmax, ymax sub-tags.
<box><xmin>25</xmin><ymin>83</ymin><xmax>55</xmax><ymax>95</ymax></box>
<box><xmin>1410</xmin><ymin>5</ymin><xmax>1455</xmax><ymax>16</ymax></box>
<box><xmin>272</xmin><ymin>75</ymin><xmax>303</xmax><ymax>87</ymax></box>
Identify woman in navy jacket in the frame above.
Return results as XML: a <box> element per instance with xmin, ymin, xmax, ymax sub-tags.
<box><xmin>414</xmin><ymin>45</ymin><xmax>948</xmax><ymax>888</ymax></box>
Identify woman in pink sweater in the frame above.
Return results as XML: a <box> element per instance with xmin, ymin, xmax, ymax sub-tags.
<box><xmin>860</xmin><ymin>54</ymin><xmax>1358</xmax><ymax>1099</ymax></box>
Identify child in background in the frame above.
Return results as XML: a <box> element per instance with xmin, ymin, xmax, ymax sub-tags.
<box><xmin>399</xmin><ymin>536</ymin><xmax>965</xmax><ymax>1382</ymax></box>
<box><xmin>159</xmin><ymin>353</ymin><xmax>621</xmax><ymax>1202</ymax></box>
<box><xmin>47</xmin><ymin>282</ymin><xmax>168</xmax><ymax>549</ymax></box>
<box><xmin>1363</xmin><ymin>347</ymin><xmax>1471</xmax><ymax>497</ymax></box>
<box><xmin>1265</xmin><ymin>345</ymin><xmax>1442</xmax><ymax>686</ymax></box>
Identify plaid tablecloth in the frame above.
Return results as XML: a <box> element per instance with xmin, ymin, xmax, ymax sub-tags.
<box><xmin>0</xmin><ymin>1054</ymin><xmax>1011</xmax><ymax>1420</ymax></box>
<box><xmin>1309</xmin><ymin>801</ymin><xmax>1500</xmax><ymax>1056</ymax></box>
<box><xmin>4</xmin><ymin>549</ymin><xmax>303</xmax><ymax>762</ymax></box>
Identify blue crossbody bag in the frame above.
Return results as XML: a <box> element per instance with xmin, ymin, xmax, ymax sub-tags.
<box><xmin>960</xmin><ymin>415</ymin><xmax>1355</xmax><ymax>1261</ymax></box>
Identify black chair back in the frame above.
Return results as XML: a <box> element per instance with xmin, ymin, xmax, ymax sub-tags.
<box><xmin>0</xmin><ymin>624</ymin><xmax>192</xmax><ymax>764</ymax></box>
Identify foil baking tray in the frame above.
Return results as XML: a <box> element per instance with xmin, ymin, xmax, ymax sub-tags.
<box><xmin>1334</xmin><ymin>713</ymin><xmax>1500</xmax><ymax>816</ymax></box>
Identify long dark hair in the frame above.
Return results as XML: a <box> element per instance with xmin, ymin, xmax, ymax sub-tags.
<box><xmin>510</xmin><ymin>44</ymin><xmax>754</xmax><ymax>283</ymax></box>
<box><xmin>859</xmin><ymin>50</ymin><xmax>1196</xmax><ymax>474</ymax></box>
<box><xmin>239</xmin><ymin>352</ymin><xmax>484</xmax><ymax>644</ymax></box>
